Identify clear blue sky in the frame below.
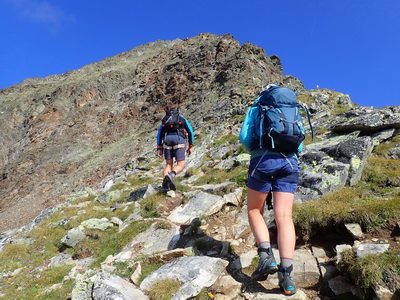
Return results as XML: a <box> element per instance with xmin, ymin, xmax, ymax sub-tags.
<box><xmin>1</xmin><ymin>0</ymin><xmax>399</xmax><ymax>108</ymax></box>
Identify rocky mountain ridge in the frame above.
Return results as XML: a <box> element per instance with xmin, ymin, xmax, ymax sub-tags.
<box><xmin>0</xmin><ymin>33</ymin><xmax>399</xmax><ymax>299</ymax></box>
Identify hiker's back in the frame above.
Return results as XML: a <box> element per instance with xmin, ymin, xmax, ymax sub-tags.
<box><xmin>250</xmin><ymin>86</ymin><xmax>311</xmax><ymax>154</ymax></box>
<box><xmin>162</xmin><ymin>109</ymin><xmax>185</xmax><ymax>132</ymax></box>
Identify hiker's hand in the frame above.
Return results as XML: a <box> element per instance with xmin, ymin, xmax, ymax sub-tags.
<box><xmin>157</xmin><ymin>149</ymin><xmax>163</xmax><ymax>158</ymax></box>
<box><xmin>186</xmin><ymin>147</ymin><xmax>192</xmax><ymax>156</ymax></box>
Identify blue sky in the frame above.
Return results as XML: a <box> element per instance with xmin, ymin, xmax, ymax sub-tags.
<box><xmin>1</xmin><ymin>0</ymin><xmax>399</xmax><ymax>108</ymax></box>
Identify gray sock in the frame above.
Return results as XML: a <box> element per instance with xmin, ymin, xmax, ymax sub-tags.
<box><xmin>280</xmin><ymin>258</ymin><xmax>294</xmax><ymax>277</ymax></box>
<box><xmin>258</xmin><ymin>242</ymin><xmax>271</xmax><ymax>260</ymax></box>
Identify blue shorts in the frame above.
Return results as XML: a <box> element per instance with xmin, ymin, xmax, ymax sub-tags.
<box><xmin>164</xmin><ymin>135</ymin><xmax>186</xmax><ymax>161</ymax></box>
<box><xmin>247</xmin><ymin>155</ymin><xmax>299</xmax><ymax>194</ymax></box>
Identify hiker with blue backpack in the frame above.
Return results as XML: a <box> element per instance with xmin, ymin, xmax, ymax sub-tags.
<box><xmin>239</xmin><ymin>84</ymin><xmax>313</xmax><ymax>295</ymax></box>
<box><xmin>157</xmin><ymin>107</ymin><xmax>194</xmax><ymax>191</ymax></box>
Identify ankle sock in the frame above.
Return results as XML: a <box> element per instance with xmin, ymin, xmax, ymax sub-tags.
<box><xmin>280</xmin><ymin>258</ymin><xmax>294</xmax><ymax>277</ymax></box>
<box><xmin>258</xmin><ymin>242</ymin><xmax>272</xmax><ymax>260</ymax></box>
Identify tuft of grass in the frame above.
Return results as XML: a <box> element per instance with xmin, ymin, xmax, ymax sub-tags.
<box><xmin>372</xmin><ymin>135</ymin><xmax>400</xmax><ymax>157</ymax></box>
<box><xmin>0</xmin><ymin>243</ymin><xmax>31</xmax><ymax>271</ymax></box>
<box><xmin>114</xmin><ymin>261</ymin><xmax>135</xmax><ymax>279</ymax></box>
<box><xmin>126</xmin><ymin>176</ymin><xmax>153</xmax><ymax>189</ymax></box>
<box><xmin>154</xmin><ymin>221</ymin><xmax>172</xmax><ymax>230</ymax></box>
<box><xmin>148</xmin><ymin>279</ymin><xmax>181</xmax><ymax>300</ymax></box>
<box><xmin>293</xmin><ymin>185</ymin><xmax>400</xmax><ymax>238</ymax></box>
<box><xmin>64</xmin><ymin>220</ymin><xmax>152</xmax><ymax>267</ymax></box>
<box><xmin>212</xmin><ymin>133</ymin><xmax>238</xmax><ymax>147</ymax></box>
<box><xmin>140</xmin><ymin>193</ymin><xmax>165</xmax><ymax>218</ymax></box>
<box><xmin>362</xmin><ymin>156</ymin><xmax>400</xmax><ymax>188</ymax></box>
<box><xmin>0</xmin><ymin>264</ymin><xmax>74</xmax><ymax>300</ymax></box>
<box><xmin>193</xmin><ymin>164</ymin><xmax>247</xmax><ymax>187</ymax></box>
<box><xmin>184</xmin><ymin>167</ymin><xmax>200</xmax><ymax>178</ymax></box>
<box><xmin>138</xmin><ymin>261</ymin><xmax>164</xmax><ymax>284</ymax></box>
<box><xmin>338</xmin><ymin>249</ymin><xmax>400</xmax><ymax>298</ymax></box>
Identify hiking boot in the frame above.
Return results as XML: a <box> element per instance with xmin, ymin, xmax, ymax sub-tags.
<box><xmin>165</xmin><ymin>172</ymin><xmax>177</xmax><ymax>191</ymax></box>
<box><xmin>278</xmin><ymin>265</ymin><xmax>297</xmax><ymax>295</ymax></box>
<box><xmin>162</xmin><ymin>176</ymin><xmax>170</xmax><ymax>192</ymax></box>
<box><xmin>251</xmin><ymin>248</ymin><xmax>278</xmax><ymax>281</ymax></box>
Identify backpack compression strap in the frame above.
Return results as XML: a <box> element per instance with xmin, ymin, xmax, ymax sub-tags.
<box><xmin>298</xmin><ymin>103</ymin><xmax>314</xmax><ymax>141</ymax></box>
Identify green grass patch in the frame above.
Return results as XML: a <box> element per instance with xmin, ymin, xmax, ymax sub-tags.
<box><xmin>193</xmin><ymin>164</ymin><xmax>247</xmax><ymax>187</ymax></box>
<box><xmin>362</xmin><ymin>156</ymin><xmax>400</xmax><ymax>188</ymax></box>
<box><xmin>138</xmin><ymin>261</ymin><xmax>164</xmax><ymax>284</ymax></box>
<box><xmin>372</xmin><ymin>135</ymin><xmax>400</xmax><ymax>157</ymax></box>
<box><xmin>140</xmin><ymin>193</ymin><xmax>165</xmax><ymax>218</ymax></box>
<box><xmin>338</xmin><ymin>249</ymin><xmax>400</xmax><ymax>298</ymax></box>
<box><xmin>293</xmin><ymin>185</ymin><xmax>400</xmax><ymax>238</ymax></box>
<box><xmin>64</xmin><ymin>220</ymin><xmax>152</xmax><ymax>267</ymax></box>
<box><xmin>148</xmin><ymin>279</ymin><xmax>181</xmax><ymax>300</ymax></box>
<box><xmin>0</xmin><ymin>264</ymin><xmax>73</xmax><ymax>300</ymax></box>
<box><xmin>126</xmin><ymin>175</ymin><xmax>153</xmax><ymax>189</ymax></box>
<box><xmin>213</xmin><ymin>133</ymin><xmax>239</xmax><ymax>147</ymax></box>
<box><xmin>114</xmin><ymin>261</ymin><xmax>136</xmax><ymax>279</ymax></box>
<box><xmin>0</xmin><ymin>243</ymin><xmax>31</xmax><ymax>271</ymax></box>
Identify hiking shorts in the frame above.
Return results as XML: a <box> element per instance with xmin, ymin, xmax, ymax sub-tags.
<box><xmin>163</xmin><ymin>135</ymin><xmax>186</xmax><ymax>161</ymax></box>
<box><xmin>247</xmin><ymin>155</ymin><xmax>299</xmax><ymax>194</ymax></box>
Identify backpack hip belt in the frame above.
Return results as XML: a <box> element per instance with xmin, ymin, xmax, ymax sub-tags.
<box><xmin>163</xmin><ymin>144</ymin><xmax>186</xmax><ymax>150</ymax></box>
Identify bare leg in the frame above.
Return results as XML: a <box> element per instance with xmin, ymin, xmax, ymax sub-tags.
<box><xmin>173</xmin><ymin>160</ymin><xmax>185</xmax><ymax>175</ymax></box>
<box><xmin>163</xmin><ymin>159</ymin><xmax>173</xmax><ymax>177</ymax></box>
<box><xmin>247</xmin><ymin>188</ymin><xmax>270</xmax><ymax>245</ymax></box>
<box><xmin>273</xmin><ymin>191</ymin><xmax>295</xmax><ymax>259</ymax></box>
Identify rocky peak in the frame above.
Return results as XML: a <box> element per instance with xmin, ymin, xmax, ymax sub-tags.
<box><xmin>0</xmin><ymin>33</ymin><xmax>287</xmax><ymax>232</ymax></box>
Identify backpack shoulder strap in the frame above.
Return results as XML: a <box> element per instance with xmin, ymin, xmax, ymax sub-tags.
<box><xmin>298</xmin><ymin>103</ymin><xmax>314</xmax><ymax>141</ymax></box>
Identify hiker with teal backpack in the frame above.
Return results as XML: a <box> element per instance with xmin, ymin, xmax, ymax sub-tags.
<box><xmin>157</xmin><ymin>107</ymin><xmax>194</xmax><ymax>191</ymax></box>
<box><xmin>239</xmin><ymin>84</ymin><xmax>313</xmax><ymax>296</ymax></box>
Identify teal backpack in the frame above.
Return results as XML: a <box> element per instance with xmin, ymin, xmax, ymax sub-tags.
<box><xmin>251</xmin><ymin>86</ymin><xmax>313</xmax><ymax>154</ymax></box>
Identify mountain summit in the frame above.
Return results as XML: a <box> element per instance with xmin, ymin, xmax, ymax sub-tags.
<box><xmin>0</xmin><ymin>33</ymin><xmax>292</xmax><ymax>232</ymax></box>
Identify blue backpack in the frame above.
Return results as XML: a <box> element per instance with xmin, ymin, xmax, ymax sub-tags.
<box><xmin>251</xmin><ymin>86</ymin><xmax>313</xmax><ymax>154</ymax></box>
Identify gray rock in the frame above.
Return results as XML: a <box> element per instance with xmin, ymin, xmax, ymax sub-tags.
<box><xmin>93</xmin><ymin>272</ymin><xmax>149</xmax><ymax>300</ymax></box>
<box><xmin>373</xmin><ymin>283</ymin><xmax>395</xmax><ymax>300</ymax></box>
<box><xmin>80</xmin><ymin>218</ymin><xmax>114</xmax><ymax>231</ymax></box>
<box><xmin>390</xmin><ymin>146</ymin><xmax>400</xmax><ymax>159</ymax></box>
<box><xmin>71</xmin><ymin>273</ymin><xmax>95</xmax><ymax>300</ymax></box>
<box><xmin>143</xmin><ymin>184</ymin><xmax>158</xmax><ymax>198</ymax></box>
<box><xmin>328</xmin><ymin>275</ymin><xmax>354</xmax><ymax>295</ymax></box>
<box><xmin>61</xmin><ymin>227</ymin><xmax>86</xmax><ymax>248</ymax></box>
<box><xmin>67</xmin><ymin>187</ymin><xmax>97</xmax><ymax>202</ymax></box>
<box><xmin>355</xmin><ymin>243</ymin><xmax>390</xmax><ymax>258</ymax></box>
<box><xmin>114</xmin><ymin>221</ymin><xmax>179</xmax><ymax>260</ymax></box>
<box><xmin>345</xmin><ymin>223</ymin><xmax>364</xmax><ymax>239</ymax></box>
<box><xmin>140</xmin><ymin>256</ymin><xmax>228</xmax><ymax>299</ymax></box>
<box><xmin>293</xmin><ymin>248</ymin><xmax>321</xmax><ymax>287</ymax></box>
<box><xmin>96</xmin><ymin>190</ymin><xmax>125</xmax><ymax>204</ymax></box>
<box><xmin>168</xmin><ymin>191</ymin><xmax>225</xmax><ymax>224</ymax></box>
<box><xmin>298</xmin><ymin>133</ymin><xmax>373</xmax><ymax>201</ymax></box>
<box><xmin>330</xmin><ymin>106</ymin><xmax>400</xmax><ymax>134</ymax></box>
<box><xmin>371</xmin><ymin>128</ymin><xmax>395</xmax><ymax>143</ymax></box>
<box><xmin>49</xmin><ymin>253</ymin><xmax>75</xmax><ymax>267</ymax></box>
